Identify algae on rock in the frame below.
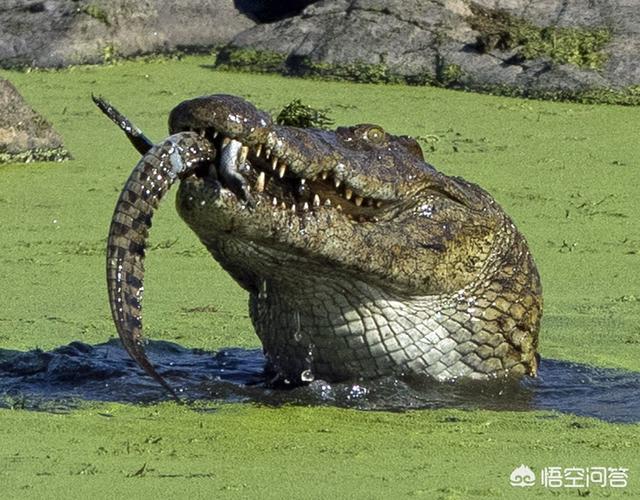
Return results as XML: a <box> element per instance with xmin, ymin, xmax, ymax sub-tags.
<box><xmin>0</xmin><ymin>79</ymin><xmax>71</xmax><ymax>164</ymax></box>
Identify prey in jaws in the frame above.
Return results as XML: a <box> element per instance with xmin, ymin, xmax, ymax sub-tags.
<box><xmin>96</xmin><ymin>94</ymin><xmax>542</xmax><ymax>397</ymax></box>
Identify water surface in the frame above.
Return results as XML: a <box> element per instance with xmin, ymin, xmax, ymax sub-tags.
<box><xmin>0</xmin><ymin>340</ymin><xmax>638</xmax><ymax>423</ymax></box>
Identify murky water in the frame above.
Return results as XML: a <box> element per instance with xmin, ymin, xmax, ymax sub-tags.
<box><xmin>0</xmin><ymin>340</ymin><xmax>638</xmax><ymax>423</ymax></box>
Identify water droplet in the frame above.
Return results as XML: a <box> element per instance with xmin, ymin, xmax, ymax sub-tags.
<box><xmin>347</xmin><ymin>384</ymin><xmax>369</xmax><ymax>400</ymax></box>
<box><xmin>301</xmin><ymin>370</ymin><xmax>314</xmax><ymax>382</ymax></box>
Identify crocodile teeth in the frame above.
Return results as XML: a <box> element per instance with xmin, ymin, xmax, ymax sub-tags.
<box><xmin>336</xmin><ymin>204</ymin><xmax>343</xmax><ymax>211</ymax></box>
<box><xmin>321</xmin><ymin>171</ymin><xmax>328</xmax><ymax>180</ymax></box>
<box><xmin>212</xmin><ymin>131</ymin><xmax>219</xmax><ymax>139</ymax></box>
<box><xmin>272</xmin><ymin>197</ymin><xmax>278</xmax><ymax>206</ymax></box>
<box><xmin>300</xmin><ymin>178</ymin><xmax>306</xmax><ymax>186</ymax></box>
<box><xmin>291</xmin><ymin>203</ymin><xmax>296</xmax><ymax>212</ymax></box>
<box><xmin>334</xmin><ymin>178</ymin><xmax>341</xmax><ymax>189</ymax></box>
<box><xmin>265</xmin><ymin>147</ymin><xmax>272</xmax><ymax>159</ymax></box>
<box><xmin>354</xmin><ymin>196</ymin><xmax>363</xmax><ymax>207</ymax></box>
<box><xmin>239</xmin><ymin>146</ymin><xmax>248</xmax><ymax>164</ymax></box>
<box><xmin>324</xmin><ymin>199</ymin><xmax>332</xmax><ymax>207</ymax></box>
<box><xmin>271</xmin><ymin>157</ymin><xmax>278</xmax><ymax>170</ymax></box>
<box><xmin>281</xmin><ymin>201</ymin><xmax>286</xmax><ymax>210</ymax></box>
<box><xmin>303</xmin><ymin>202</ymin><xmax>309</xmax><ymax>211</ymax></box>
<box><xmin>344</xmin><ymin>188</ymin><xmax>353</xmax><ymax>201</ymax></box>
<box><xmin>256</xmin><ymin>171</ymin><xmax>265</xmax><ymax>192</ymax></box>
<box><xmin>278</xmin><ymin>163</ymin><xmax>287</xmax><ymax>178</ymax></box>
<box><xmin>313</xmin><ymin>194</ymin><xmax>321</xmax><ymax>207</ymax></box>
<box><xmin>256</xmin><ymin>144</ymin><xmax>262</xmax><ymax>157</ymax></box>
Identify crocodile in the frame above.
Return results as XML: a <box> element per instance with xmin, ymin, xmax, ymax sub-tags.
<box><xmin>102</xmin><ymin>94</ymin><xmax>542</xmax><ymax>394</ymax></box>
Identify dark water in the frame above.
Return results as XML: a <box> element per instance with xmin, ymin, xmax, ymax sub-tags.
<box><xmin>0</xmin><ymin>339</ymin><xmax>638</xmax><ymax>423</ymax></box>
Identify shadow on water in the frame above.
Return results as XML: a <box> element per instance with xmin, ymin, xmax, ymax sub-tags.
<box><xmin>0</xmin><ymin>340</ymin><xmax>638</xmax><ymax>423</ymax></box>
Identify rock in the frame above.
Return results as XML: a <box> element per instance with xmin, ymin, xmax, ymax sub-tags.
<box><xmin>0</xmin><ymin>78</ymin><xmax>70</xmax><ymax>163</ymax></box>
<box><xmin>235</xmin><ymin>0</ymin><xmax>320</xmax><ymax>22</ymax></box>
<box><xmin>0</xmin><ymin>0</ymin><xmax>255</xmax><ymax>68</ymax></box>
<box><xmin>223</xmin><ymin>0</ymin><xmax>640</xmax><ymax>100</ymax></box>
<box><xmin>3</xmin><ymin>0</ymin><xmax>639</xmax><ymax>101</ymax></box>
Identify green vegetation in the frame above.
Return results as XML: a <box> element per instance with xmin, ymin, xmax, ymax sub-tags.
<box><xmin>469</xmin><ymin>4</ymin><xmax>612</xmax><ymax>70</ymax></box>
<box><xmin>0</xmin><ymin>146</ymin><xmax>71</xmax><ymax>164</ymax></box>
<box><xmin>475</xmin><ymin>83</ymin><xmax>640</xmax><ymax>107</ymax></box>
<box><xmin>215</xmin><ymin>46</ymin><xmax>287</xmax><ymax>74</ymax></box>
<box><xmin>276</xmin><ymin>98</ymin><xmax>334</xmax><ymax>129</ymax></box>
<box><xmin>214</xmin><ymin>46</ymin><xmax>640</xmax><ymax>106</ymax></box>
<box><xmin>438</xmin><ymin>62</ymin><xmax>464</xmax><ymax>87</ymax></box>
<box><xmin>0</xmin><ymin>56</ymin><xmax>639</xmax><ymax>498</ymax></box>
<box><xmin>290</xmin><ymin>56</ymin><xmax>407</xmax><ymax>85</ymax></box>
<box><xmin>214</xmin><ymin>46</ymin><xmax>431</xmax><ymax>85</ymax></box>
<box><xmin>80</xmin><ymin>4</ymin><xmax>111</xmax><ymax>27</ymax></box>
<box><xmin>101</xmin><ymin>43</ymin><xmax>118</xmax><ymax>65</ymax></box>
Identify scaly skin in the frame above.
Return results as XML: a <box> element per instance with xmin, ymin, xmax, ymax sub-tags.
<box><xmin>106</xmin><ymin>94</ymin><xmax>542</xmax><ymax>389</ymax></box>
<box><xmin>106</xmin><ymin>132</ymin><xmax>214</xmax><ymax>396</ymax></box>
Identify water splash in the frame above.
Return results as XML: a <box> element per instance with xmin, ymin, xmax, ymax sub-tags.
<box><xmin>0</xmin><ymin>339</ymin><xmax>638</xmax><ymax>423</ymax></box>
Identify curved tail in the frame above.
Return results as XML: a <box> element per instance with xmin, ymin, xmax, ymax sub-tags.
<box><xmin>106</xmin><ymin>132</ymin><xmax>214</xmax><ymax>398</ymax></box>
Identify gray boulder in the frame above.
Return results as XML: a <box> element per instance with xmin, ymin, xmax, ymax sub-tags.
<box><xmin>0</xmin><ymin>0</ymin><xmax>255</xmax><ymax>68</ymax></box>
<box><xmin>0</xmin><ymin>78</ymin><xmax>70</xmax><ymax>163</ymax></box>
<box><xmin>225</xmin><ymin>0</ymin><xmax>640</xmax><ymax>98</ymax></box>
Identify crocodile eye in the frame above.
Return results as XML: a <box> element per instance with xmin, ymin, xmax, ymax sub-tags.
<box><xmin>365</xmin><ymin>126</ymin><xmax>385</xmax><ymax>144</ymax></box>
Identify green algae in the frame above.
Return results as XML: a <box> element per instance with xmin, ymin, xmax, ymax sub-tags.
<box><xmin>1</xmin><ymin>403</ymin><xmax>638</xmax><ymax>498</ymax></box>
<box><xmin>0</xmin><ymin>56</ymin><xmax>639</xmax><ymax>498</ymax></box>
<box><xmin>468</xmin><ymin>4</ymin><xmax>612</xmax><ymax>70</ymax></box>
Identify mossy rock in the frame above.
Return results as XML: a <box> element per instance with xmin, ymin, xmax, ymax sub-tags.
<box><xmin>0</xmin><ymin>79</ymin><xmax>71</xmax><ymax>164</ymax></box>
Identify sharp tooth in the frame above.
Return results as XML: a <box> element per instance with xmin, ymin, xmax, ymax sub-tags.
<box><xmin>278</xmin><ymin>163</ymin><xmax>287</xmax><ymax>178</ymax></box>
<box><xmin>239</xmin><ymin>146</ymin><xmax>249</xmax><ymax>164</ymax></box>
<box><xmin>334</xmin><ymin>178</ymin><xmax>341</xmax><ymax>189</ymax></box>
<box><xmin>272</xmin><ymin>197</ymin><xmax>278</xmax><ymax>206</ymax></box>
<box><xmin>256</xmin><ymin>144</ymin><xmax>263</xmax><ymax>157</ymax></box>
<box><xmin>303</xmin><ymin>202</ymin><xmax>309</xmax><ymax>211</ymax></box>
<box><xmin>281</xmin><ymin>202</ymin><xmax>287</xmax><ymax>210</ymax></box>
<box><xmin>271</xmin><ymin>157</ymin><xmax>278</xmax><ymax>170</ymax></box>
<box><xmin>336</xmin><ymin>204</ymin><xmax>343</xmax><ymax>211</ymax></box>
<box><xmin>321</xmin><ymin>171</ymin><xmax>328</xmax><ymax>180</ymax></box>
<box><xmin>300</xmin><ymin>179</ymin><xmax>306</xmax><ymax>186</ymax></box>
<box><xmin>344</xmin><ymin>188</ymin><xmax>353</xmax><ymax>200</ymax></box>
<box><xmin>324</xmin><ymin>199</ymin><xmax>332</xmax><ymax>207</ymax></box>
<box><xmin>265</xmin><ymin>147</ymin><xmax>272</xmax><ymax>159</ymax></box>
<box><xmin>313</xmin><ymin>194</ymin><xmax>321</xmax><ymax>207</ymax></box>
<box><xmin>256</xmin><ymin>171</ymin><xmax>265</xmax><ymax>192</ymax></box>
<box><xmin>213</xmin><ymin>131</ymin><xmax>219</xmax><ymax>139</ymax></box>
<box><xmin>354</xmin><ymin>196</ymin><xmax>363</xmax><ymax>207</ymax></box>
<box><xmin>291</xmin><ymin>203</ymin><xmax>296</xmax><ymax>212</ymax></box>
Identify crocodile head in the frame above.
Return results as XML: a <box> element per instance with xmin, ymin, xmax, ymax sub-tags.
<box><xmin>105</xmin><ymin>93</ymin><xmax>542</xmax><ymax>392</ymax></box>
<box><xmin>166</xmin><ymin>95</ymin><xmax>542</xmax><ymax>383</ymax></box>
